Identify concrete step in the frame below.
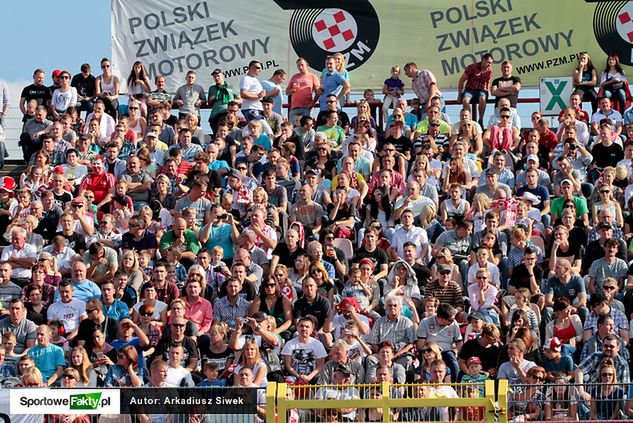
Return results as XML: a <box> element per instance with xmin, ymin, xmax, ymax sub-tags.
<box><xmin>0</xmin><ymin>161</ymin><xmax>28</xmax><ymax>180</ymax></box>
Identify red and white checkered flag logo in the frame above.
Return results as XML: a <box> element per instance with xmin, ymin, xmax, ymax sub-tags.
<box><xmin>616</xmin><ymin>4</ymin><xmax>633</xmax><ymax>43</ymax></box>
<box><xmin>312</xmin><ymin>9</ymin><xmax>358</xmax><ymax>52</ymax></box>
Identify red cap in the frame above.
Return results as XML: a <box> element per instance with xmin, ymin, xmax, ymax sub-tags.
<box><xmin>52</xmin><ymin>69</ymin><xmax>62</xmax><ymax>78</ymax></box>
<box><xmin>0</xmin><ymin>177</ymin><xmax>16</xmax><ymax>192</ymax></box>
<box><xmin>338</xmin><ymin>297</ymin><xmax>360</xmax><ymax>312</ymax></box>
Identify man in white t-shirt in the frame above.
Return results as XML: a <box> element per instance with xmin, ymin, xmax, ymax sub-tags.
<box><xmin>46</xmin><ymin>280</ymin><xmax>86</xmax><ymax>341</ymax></box>
<box><xmin>281</xmin><ymin>315</ymin><xmax>327</xmax><ymax>383</ymax></box>
<box><xmin>0</xmin><ymin>227</ymin><xmax>37</xmax><ymax>283</ymax></box>
<box><xmin>240</xmin><ymin>60</ymin><xmax>265</xmax><ymax>122</ymax></box>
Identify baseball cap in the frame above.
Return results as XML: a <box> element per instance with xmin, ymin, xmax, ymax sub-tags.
<box><xmin>526</xmin><ymin>154</ymin><xmax>539</xmax><ymax>163</ymax></box>
<box><xmin>52</xmin><ymin>69</ymin><xmax>62</xmax><ymax>78</ymax></box>
<box><xmin>211</xmin><ymin>69</ymin><xmax>223</xmax><ymax>75</ymax></box>
<box><xmin>438</xmin><ymin>264</ymin><xmax>452</xmax><ymax>273</ymax></box>
<box><xmin>466</xmin><ymin>356</ymin><xmax>482</xmax><ymax>366</ymax></box>
<box><xmin>305</xmin><ymin>168</ymin><xmax>321</xmax><ymax>177</ymax></box>
<box><xmin>338</xmin><ymin>297</ymin><xmax>360</xmax><ymax>313</ymax></box>
<box><xmin>468</xmin><ymin>311</ymin><xmax>486</xmax><ymax>323</ymax></box>
<box><xmin>518</xmin><ymin>192</ymin><xmax>540</xmax><ymax>205</ymax></box>
<box><xmin>543</xmin><ymin>337</ymin><xmax>562</xmax><ymax>353</ymax></box>
<box><xmin>334</xmin><ymin>363</ymin><xmax>352</xmax><ymax>375</ymax></box>
<box><xmin>261</xmin><ymin>96</ymin><xmax>274</xmax><ymax>104</ymax></box>
<box><xmin>561</xmin><ymin>179</ymin><xmax>573</xmax><ymax>186</ymax></box>
<box><xmin>598</xmin><ymin>222</ymin><xmax>612</xmax><ymax>230</ymax></box>
<box><xmin>227</xmin><ymin>168</ymin><xmax>242</xmax><ymax>180</ymax></box>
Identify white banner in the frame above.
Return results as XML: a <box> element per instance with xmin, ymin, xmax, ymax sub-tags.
<box><xmin>111</xmin><ymin>0</ymin><xmax>292</xmax><ymax>92</ymax></box>
<box><xmin>10</xmin><ymin>389</ymin><xmax>121</xmax><ymax>415</ymax></box>
<box><xmin>539</xmin><ymin>77</ymin><xmax>574</xmax><ymax>116</ymax></box>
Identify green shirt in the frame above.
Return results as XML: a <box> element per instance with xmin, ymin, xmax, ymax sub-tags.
<box><xmin>317</xmin><ymin>124</ymin><xmax>345</xmax><ymax>147</ymax></box>
<box><xmin>550</xmin><ymin>195</ymin><xmax>588</xmax><ymax>219</ymax></box>
<box><xmin>159</xmin><ymin>229</ymin><xmax>201</xmax><ymax>254</ymax></box>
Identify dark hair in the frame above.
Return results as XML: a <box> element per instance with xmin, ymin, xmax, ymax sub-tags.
<box><xmin>436</xmin><ymin>303</ymin><xmax>456</xmax><ymax>320</ymax></box>
<box><xmin>368</xmin><ymin>187</ymin><xmax>392</xmax><ymax>221</ymax></box>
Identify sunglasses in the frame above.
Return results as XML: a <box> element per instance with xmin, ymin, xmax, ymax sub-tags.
<box><xmin>421</xmin><ymin>348</ymin><xmax>433</xmax><ymax>354</ymax></box>
<box><xmin>60</xmin><ymin>76</ymin><xmax>70</xmax><ymax>80</ymax></box>
<box><xmin>85</xmin><ymin>308</ymin><xmax>97</xmax><ymax>314</ymax></box>
<box><xmin>264</xmin><ymin>284</ymin><xmax>276</xmax><ymax>288</ymax></box>
<box><xmin>318</xmin><ymin>148</ymin><xmax>327</xmax><ymax>152</ymax></box>
<box><xmin>129</xmin><ymin>107</ymin><xmax>139</xmax><ymax>110</ymax></box>
<box><xmin>63</xmin><ymin>375</ymin><xmax>77</xmax><ymax>380</ymax></box>
<box><xmin>603</xmin><ymin>285</ymin><xmax>617</xmax><ymax>291</ymax></box>
<box><xmin>172</xmin><ymin>323</ymin><xmax>186</xmax><ymax>328</ymax></box>
<box><xmin>531</xmin><ymin>375</ymin><xmax>546</xmax><ymax>382</ymax></box>
<box><xmin>237</xmin><ymin>167</ymin><xmax>247</xmax><ymax>171</ymax></box>
<box><xmin>311</xmin><ymin>269</ymin><xmax>321</xmax><ymax>274</ymax></box>
<box><xmin>440</xmin><ymin>270</ymin><xmax>451</xmax><ymax>275</ymax></box>
<box><xmin>500</xmin><ymin>115</ymin><xmax>511</xmax><ymax>119</ymax></box>
<box><xmin>140</xmin><ymin>312</ymin><xmax>153</xmax><ymax>317</ymax></box>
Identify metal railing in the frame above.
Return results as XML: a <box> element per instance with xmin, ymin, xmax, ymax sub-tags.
<box><xmin>507</xmin><ymin>381</ymin><xmax>632</xmax><ymax>422</ymax></box>
<box><xmin>275</xmin><ymin>380</ymin><xmax>497</xmax><ymax>423</ymax></box>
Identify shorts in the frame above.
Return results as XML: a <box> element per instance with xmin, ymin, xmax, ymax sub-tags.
<box><xmin>462</xmin><ymin>89</ymin><xmax>488</xmax><ymax>101</ymax></box>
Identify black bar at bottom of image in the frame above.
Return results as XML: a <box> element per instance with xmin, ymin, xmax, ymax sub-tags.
<box><xmin>120</xmin><ymin>388</ymin><xmax>258</xmax><ymax>414</ymax></box>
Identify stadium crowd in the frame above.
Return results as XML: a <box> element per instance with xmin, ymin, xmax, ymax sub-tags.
<box><xmin>1</xmin><ymin>50</ymin><xmax>633</xmax><ymax>421</ymax></box>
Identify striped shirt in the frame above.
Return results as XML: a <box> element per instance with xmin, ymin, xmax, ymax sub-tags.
<box><xmin>424</xmin><ymin>280</ymin><xmax>464</xmax><ymax>309</ymax></box>
<box><xmin>366</xmin><ymin>315</ymin><xmax>416</xmax><ymax>352</ymax></box>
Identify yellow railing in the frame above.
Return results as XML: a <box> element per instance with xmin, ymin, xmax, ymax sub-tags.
<box><xmin>267</xmin><ymin>380</ymin><xmax>500</xmax><ymax>423</ymax></box>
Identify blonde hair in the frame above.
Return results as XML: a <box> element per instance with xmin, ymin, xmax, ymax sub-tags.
<box><xmin>121</xmin><ymin>250</ymin><xmax>140</xmax><ymax>272</ymax></box>
<box><xmin>253</xmin><ymin>187</ymin><xmax>269</xmax><ymax>203</ymax></box>
<box><xmin>70</xmin><ymin>346</ymin><xmax>92</xmax><ymax>384</ymax></box>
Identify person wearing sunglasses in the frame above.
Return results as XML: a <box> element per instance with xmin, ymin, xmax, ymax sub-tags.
<box><xmin>482</xmin><ymin>105</ymin><xmax>520</xmax><ymax>153</ymax></box>
<box><xmin>50</xmin><ymin>70</ymin><xmax>78</xmax><ymax>121</ymax></box>
<box><xmin>509</xmin><ymin>366</ymin><xmax>547</xmax><ymax>421</ymax></box>
<box><xmin>589</xmin><ymin>358</ymin><xmax>624</xmax><ymax>421</ymax></box>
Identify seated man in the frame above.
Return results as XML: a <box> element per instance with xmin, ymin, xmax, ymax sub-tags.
<box><xmin>313</xmin><ymin>363</ymin><xmax>360</xmax><ymax>422</ymax></box>
<box><xmin>417</xmin><ymin>303</ymin><xmax>463</xmax><ymax>380</ymax></box>
<box><xmin>27</xmin><ymin>325</ymin><xmax>64</xmax><ymax>386</ymax></box>
<box><xmin>366</xmin><ymin>296</ymin><xmax>416</xmax><ymax>370</ymax></box>
<box><xmin>281</xmin><ymin>315</ymin><xmax>326</xmax><ymax>383</ymax></box>
<box><xmin>0</xmin><ymin>227</ymin><xmax>37</xmax><ymax>286</ymax></box>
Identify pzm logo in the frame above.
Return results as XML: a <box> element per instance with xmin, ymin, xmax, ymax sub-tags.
<box><xmin>273</xmin><ymin>0</ymin><xmax>380</xmax><ymax>71</ymax></box>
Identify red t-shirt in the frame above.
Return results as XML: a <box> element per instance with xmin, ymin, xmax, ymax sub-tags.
<box><xmin>79</xmin><ymin>172</ymin><xmax>116</xmax><ymax>204</ymax></box>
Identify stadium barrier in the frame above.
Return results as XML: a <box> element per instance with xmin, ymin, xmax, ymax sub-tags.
<box><xmin>274</xmin><ymin>380</ymin><xmax>497</xmax><ymax>423</ymax></box>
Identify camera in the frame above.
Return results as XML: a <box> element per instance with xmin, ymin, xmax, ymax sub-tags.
<box><xmin>218</xmin><ymin>213</ymin><xmax>227</xmax><ymax>220</ymax></box>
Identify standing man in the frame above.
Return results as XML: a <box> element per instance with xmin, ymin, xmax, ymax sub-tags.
<box><xmin>262</xmin><ymin>69</ymin><xmax>287</xmax><ymax>116</ymax></box>
<box><xmin>319</xmin><ymin>56</ymin><xmax>350</xmax><ymax>111</ymax></box>
<box><xmin>19</xmin><ymin>68</ymin><xmax>51</xmax><ymax>118</ymax></box>
<box><xmin>71</xmin><ymin>63</ymin><xmax>96</xmax><ymax>116</ymax></box>
<box><xmin>0</xmin><ymin>81</ymin><xmax>9</xmax><ymax>127</ymax></box>
<box><xmin>172</xmin><ymin>70</ymin><xmax>206</xmax><ymax>120</ymax></box>
<box><xmin>207</xmin><ymin>69</ymin><xmax>240</xmax><ymax>134</ymax></box>
<box><xmin>404</xmin><ymin>62</ymin><xmax>442</xmax><ymax>118</ymax></box>
<box><xmin>490</xmin><ymin>60</ymin><xmax>522</xmax><ymax>108</ymax></box>
<box><xmin>287</xmin><ymin>58</ymin><xmax>320</xmax><ymax>125</ymax></box>
<box><xmin>239</xmin><ymin>60</ymin><xmax>266</xmax><ymax>122</ymax></box>
<box><xmin>457</xmin><ymin>54</ymin><xmax>494</xmax><ymax>125</ymax></box>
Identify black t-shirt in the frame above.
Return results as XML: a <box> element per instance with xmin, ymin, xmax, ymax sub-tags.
<box><xmin>120</xmin><ymin>230</ymin><xmax>158</xmax><ymax>253</ymax></box>
<box><xmin>509</xmin><ymin>263</ymin><xmax>544</xmax><ymax>293</ymax></box>
<box><xmin>491</xmin><ymin>76</ymin><xmax>521</xmax><ymax>107</ymax></box>
<box><xmin>152</xmin><ymin>335</ymin><xmax>200</xmax><ymax>368</ymax></box>
<box><xmin>384</xmin><ymin>135</ymin><xmax>414</xmax><ymax>158</ymax></box>
<box><xmin>458</xmin><ymin>338</ymin><xmax>500</xmax><ymax>373</ymax></box>
<box><xmin>70</xmin><ymin>74</ymin><xmax>97</xmax><ymax>98</ymax></box>
<box><xmin>75</xmin><ymin>316</ymin><xmax>120</xmax><ymax>350</ymax></box>
<box><xmin>591</xmin><ymin>142</ymin><xmax>624</xmax><ymax>169</ymax></box>
<box><xmin>53</xmin><ymin>191</ymin><xmax>72</xmax><ymax>210</ymax></box>
<box><xmin>274</xmin><ymin>132</ymin><xmax>305</xmax><ymax>160</ymax></box>
<box><xmin>20</xmin><ymin>83</ymin><xmax>52</xmax><ymax>108</ymax></box>
<box><xmin>56</xmin><ymin>231</ymin><xmax>86</xmax><ymax>254</ymax></box>
<box><xmin>354</xmin><ymin>247</ymin><xmax>389</xmax><ymax>276</ymax></box>
<box><xmin>316</xmin><ymin>110</ymin><xmax>350</xmax><ymax>128</ymax></box>
<box><xmin>293</xmin><ymin>295</ymin><xmax>332</xmax><ymax>329</ymax></box>
<box><xmin>272</xmin><ymin>243</ymin><xmax>305</xmax><ymax>269</ymax></box>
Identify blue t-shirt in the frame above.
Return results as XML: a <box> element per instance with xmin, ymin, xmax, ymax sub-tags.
<box><xmin>319</xmin><ymin>71</ymin><xmax>347</xmax><ymax>110</ymax></box>
<box><xmin>384</xmin><ymin>77</ymin><xmax>405</xmax><ymax>93</ymax></box>
<box><xmin>111</xmin><ymin>337</ymin><xmax>146</xmax><ymax>370</ymax></box>
<box><xmin>261</xmin><ymin>79</ymin><xmax>284</xmax><ymax>115</ymax></box>
<box><xmin>200</xmin><ymin>223</ymin><xmax>234</xmax><ymax>259</ymax></box>
<box><xmin>53</xmin><ymin>279</ymin><xmax>101</xmax><ymax>302</ymax></box>
<box><xmin>254</xmin><ymin>134</ymin><xmax>271</xmax><ymax>151</ymax></box>
<box><xmin>28</xmin><ymin>344</ymin><xmax>65</xmax><ymax>381</ymax></box>
<box><xmin>516</xmin><ymin>184</ymin><xmax>550</xmax><ymax>211</ymax></box>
